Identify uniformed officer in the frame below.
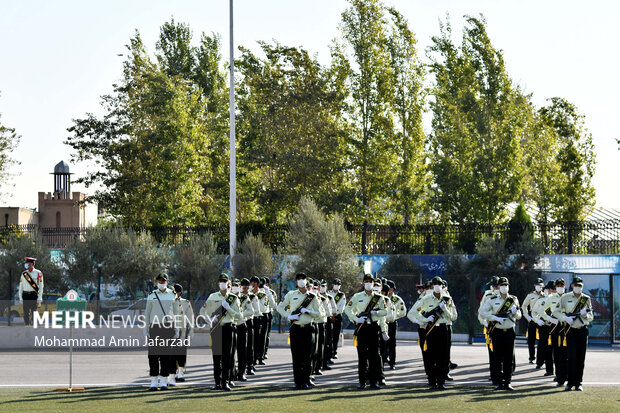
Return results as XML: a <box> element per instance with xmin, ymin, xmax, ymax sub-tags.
<box><xmin>553</xmin><ymin>276</ymin><xmax>593</xmax><ymax>391</ymax></box>
<box><xmin>201</xmin><ymin>273</ymin><xmax>241</xmax><ymax>391</ymax></box>
<box><xmin>531</xmin><ymin>281</ymin><xmax>556</xmax><ymax>377</ymax></box>
<box><xmin>144</xmin><ymin>273</ymin><xmax>177</xmax><ymax>391</ymax></box>
<box><xmin>521</xmin><ymin>277</ymin><xmax>545</xmax><ymax>364</ymax></box>
<box><xmin>386</xmin><ymin>280</ymin><xmax>406</xmax><ymax>370</ymax></box>
<box><xmin>345</xmin><ymin>274</ymin><xmax>388</xmax><ymax>390</ymax></box>
<box><xmin>442</xmin><ymin>279</ymin><xmax>458</xmax><ymax>380</ymax></box>
<box><xmin>171</xmin><ymin>283</ymin><xmax>193</xmax><ymax>384</ymax></box>
<box><xmin>18</xmin><ymin>257</ymin><xmax>44</xmax><ymax>326</ymax></box>
<box><xmin>312</xmin><ymin>280</ymin><xmax>330</xmax><ymax>376</ymax></box>
<box><xmin>480</xmin><ymin>277</ymin><xmax>522</xmax><ymax>391</ymax></box>
<box><xmin>376</xmin><ymin>279</ymin><xmax>391</xmax><ymax>386</ymax></box>
<box><xmin>276</xmin><ymin>272</ymin><xmax>322</xmax><ymax>390</ymax></box>
<box><xmin>249</xmin><ymin>276</ymin><xmax>266</xmax><ymax>367</ymax></box>
<box><xmin>327</xmin><ymin>278</ymin><xmax>346</xmax><ymax>361</ymax></box>
<box><xmin>228</xmin><ymin>279</ymin><xmax>241</xmax><ymax>384</ymax></box>
<box><xmin>263</xmin><ymin>277</ymin><xmax>278</xmax><ymax>360</ymax></box>
<box><xmin>544</xmin><ymin>278</ymin><xmax>568</xmax><ymax>386</ymax></box>
<box><xmin>236</xmin><ymin>278</ymin><xmax>255</xmax><ymax>381</ymax></box>
<box><xmin>412</xmin><ymin>276</ymin><xmax>455</xmax><ymax>390</ymax></box>
<box><xmin>478</xmin><ymin>276</ymin><xmax>500</xmax><ymax>384</ymax></box>
<box><xmin>408</xmin><ymin>282</ymin><xmax>431</xmax><ymax>380</ymax></box>
<box><xmin>319</xmin><ymin>280</ymin><xmax>336</xmax><ymax>371</ymax></box>
<box><xmin>242</xmin><ymin>278</ymin><xmax>259</xmax><ymax>376</ymax></box>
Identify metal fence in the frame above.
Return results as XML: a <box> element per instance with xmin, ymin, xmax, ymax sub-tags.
<box><xmin>2</xmin><ymin>220</ymin><xmax>619</xmax><ymax>254</ymax></box>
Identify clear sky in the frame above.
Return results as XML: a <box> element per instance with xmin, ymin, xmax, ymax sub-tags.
<box><xmin>1</xmin><ymin>0</ymin><xmax>618</xmax><ymax>225</ymax></box>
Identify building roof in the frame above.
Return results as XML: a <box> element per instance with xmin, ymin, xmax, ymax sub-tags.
<box><xmin>53</xmin><ymin>160</ymin><xmax>71</xmax><ymax>174</ymax></box>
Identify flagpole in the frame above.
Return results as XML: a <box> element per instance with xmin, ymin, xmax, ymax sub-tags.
<box><xmin>229</xmin><ymin>0</ymin><xmax>236</xmax><ymax>277</ymax></box>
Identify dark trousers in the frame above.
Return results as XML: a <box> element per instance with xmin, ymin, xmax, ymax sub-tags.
<box><xmin>324</xmin><ymin>318</ymin><xmax>333</xmax><ymax>366</ymax></box>
<box><xmin>418</xmin><ymin>326</ymin><xmax>430</xmax><ymax>377</ymax></box>
<box><xmin>172</xmin><ymin>346</ymin><xmax>187</xmax><ymax>370</ymax></box>
<box><xmin>447</xmin><ymin>324</ymin><xmax>453</xmax><ymax>372</ymax></box>
<box><xmin>356</xmin><ymin>322</ymin><xmax>380</xmax><ymax>385</ymax></box>
<box><xmin>425</xmin><ymin>324</ymin><xmax>449</xmax><ymax>386</ymax></box>
<box><xmin>332</xmin><ymin>315</ymin><xmax>342</xmax><ymax>356</ymax></box>
<box><xmin>314</xmin><ymin>322</ymin><xmax>325</xmax><ymax>373</ymax></box>
<box><xmin>490</xmin><ymin>328</ymin><xmax>516</xmax><ymax>385</ymax></box>
<box><xmin>22</xmin><ymin>291</ymin><xmax>38</xmax><ymax>326</ymax></box>
<box><xmin>236</xmin><ymin>323</ymin><xmax>248</xmax><ymax>378</ymax></box>
<box><xmin>566</xmin><ymin>326</ymin><xmax>588</xmax><ymax>386</ymax></box>
<box><xmin>290</xmin><ymin>324</ymin><xmax>313</xmax><ymax>386</ymax></box>
<box><xmin>253</xmin><ymin>316</ymin><xmax>263</xmax><ymax>364</ymax></box>
<box><xmin>245</xmin><ymin>319</ymin><xmax>254</xmax><ymax>372</ymax></box>
<box><xmin>310</xmin><ymin>323</ymin><xmax>318</xmax><ymax>374</ymax></box>
<box><xmin>148</xmin><ymin>325</ymin><xmax>174</xmax><ymax>377</ymax></box>
<box><xmin>551</xmin><ymin>327</ymin><xmax>567</xmax><ymax>384</ymax></box>
<box><xmin>527</xmin><ymin>320</ymin><xmax>538</xmax><ymax>361</ymax></box>
<box><xmin>264</xmin><ymin>312</ymin><xmax>273</xmax><ymax>357</ymax></box>
<box><xmin>230</xmin><ymin>325</ymin><xmax>238</xmax><ymax>380</ymax></box>
<box><xmin>537</xmin><ymin>325</ymin><xmax>553</xmax><ymax>372</ymax></box>
<box><xmin>212</xmin><ymin>323</ymin><xmax>234</xmax><ymax>386</ymax></box>
<box><xmin>387</xmin><ymin>321</ymin><xmax>397</xmax><ymax>366</ymax></box>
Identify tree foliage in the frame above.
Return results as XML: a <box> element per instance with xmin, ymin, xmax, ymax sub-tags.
<box><xmin>232</xmin><ymin>233</ymin><xmax>275</xmax><ymax>280</ymax></box>
<box><xmin>0</xmin><ymin>99</ymin><xmax>20</xmax><ymax>198</ymax></box>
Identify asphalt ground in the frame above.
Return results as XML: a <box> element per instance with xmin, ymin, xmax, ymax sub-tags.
<box><xmin>2</xmin><ymin>335</ymin><xmax>619</xmax><ymax>389</ymax></box>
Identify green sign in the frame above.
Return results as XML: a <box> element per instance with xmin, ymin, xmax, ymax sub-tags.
<box><xmin>57</xmin><ymin>290</ymin><xmax>87</xmax><ymax>326</ymax></box>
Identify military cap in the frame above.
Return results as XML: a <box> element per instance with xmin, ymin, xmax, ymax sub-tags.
<box><xmin>572</xmin><ymin>276</ymin><xmax>584</xmax><ymax>285</ymax></box>
<box><xmin>386</xmin><ymin>280</ymin><xmax>395</xmax><ymax>289</ymax></box>
<box><xmin>381</xmin><ymin>284</ymin><xmax>389</xmax><ymax>293</ymax></box>
<box><xmin>155</xmin><ymin>273</ymin><xmax>168</xmax><ymax>281</ymax></box>
<box><xmin>333</xmin><ymin>278</ymin><xmax>342</xmax><ymax>285</ymax></box>
<box><xmin>442</xmin><ymin>279</ymin><xmax>448</xmax><ymax>287</ymax></box>
<box><xmin>295</xmin><ymin>272</ymin><xmax>307</xmax><ymax>280</ymax></box>
<box><xmin>545</xmin><ymin>281</ymin><xmax>555</xmax><ymax>290</ymax></box>
<box><xmin>218</xmin><ymin>273</ymin><xmax>230</xmax><ymax>282</ymax></box>
<box><xmin>431</xmin><ymin>276</ymin><xmax>443</xmax><ymax>285</ymax></box>
<box><xmin>24</xmin><ymin>257</ymin><xmax>37</xmax><ymax>262</ymax></box>
<box><xmin>486</xmin><ymin>276</ymin><xmax>500</xmax><ymax>286</ymax></box>
<box><xmin>173</xmin><ymin>283</ymin><xmax>183</xmax><ymax>293</ymax></box>
<box><xmin>415</xmin><ymin>283</ymin><xmax>425</xmax><ymax>290</ymax></box>
<box><xmin>555</xmin><ymin>278</ymin><xmax>566</xmax><ymax>286</ymax></box>
<box><xmin>373</xmin><ymin>277</ymin><xmax>382</xmax><ymax>284</ymax></box>
<box><xmin>362</xmin><ymin>273</ymin><xmax>374</xmax><ymax>282</ymax></box>
<box><xmin>498</xmin><ymin>277</ymin><xmax>509</xmax><ymax>285</ymax></box>
<box><xmin>320</xmin><ymin>279</ymin><xmax>327</xmax><ymax>286</ymax></box>
<box><xmin>535</xmin><ymin>277</ymin><xmax>544</xmax><ymax>285</ymax></box>
<box><xmin>425</xmin><ymin>281</ymin><xmax>432</xmax><ymax>288</ymax></box>
<box><xmin>231</xmin><ymin>278</ymin><xmax>240</xmax><ymax>285</ymax></box>
<box><xmin>240</xmin><ymin>278</ymin><xmax>250</xmax><ymax>286</ymax></box>
<box><xmin>249</xmin><ymin>275</ymin><xmax>260</xmax><ymax>283</ymax></box>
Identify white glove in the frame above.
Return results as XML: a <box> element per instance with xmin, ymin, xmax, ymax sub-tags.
<box><xmin>510</xmin><ymin>306</ymin><xmax>518</xmax><ymax>315</ymax></box>
<box><xmin>439</xmin><ymin>301</ymin><xmax>447</xmax><ymax>311</ymax></box>
<box><xmin>565</xmin><ymin>316</ymin><xmax>574</xmax><ymax>325</ymax></box>
<box><xmin>535</xmin><ymin>319</ymin><xmax>544</xmax><ymax>326</ymax></box>
<box><xmin>300</xmin><ymin>308</ymin><xmax>311</xmax><ymax>314</ymax></box>
<box><xmin>425</xmin><ymin>316</ymin><xmax>434</xmax><ymax>323</ymax></box>
<box><xmin>211</xmin><ymin>315</ymin><xmax>219</xmax><ymax>324</ymax></box>
<box><xmin>580</xmin><ymin>308</ymin><xmax>587</xmax><ymax>316</ymax></box>
<box><xmin>525</xmin><ymin>315</ymin><xmax>532</xmax><ymax>322</ymax></box>
<box><xmin>549</xmin><ymin>317</ymin><xmax>558</xmax><ymax>325</ymax></box>
<box><xmin>221</xmin><ymin>301</ymin><xmax>231</xmax><ymax>311</ymax></box>
<box><xmin>173</xmin><ymin>329</ymin><xmax>179</xmax><ymax>339</ymax></box>
<box><xmin>19</xmin><ymin>298</ymin><xmax>23</xmax><ymax>304</ymax></box>
<box><xmin>288</xmin><ymin>314</ymin><xmax>300</xmax><ymax>321</ymax></box>
<box><xmin>371</xmin><ymin>310</ymin><xmax>378</xmax><ymax>315</ymax></box>
<box><xmin>355</xmin><ymin>316</ymin><xmax>367</xmax><ymax>324</ymax></box>
<box><xmin>382</xmin><ymin>332</ymin><xmax>389</xmax><ymax>341</ymax></box>
<box><xmin>492</xmin><ymin>316</ymin><xmax>506</xmax><ymax>324</ymax></box>
<box><xmin>483</xmin><ymin>320</ymin><xmax>489</xmax><ymax>328</ymax></box>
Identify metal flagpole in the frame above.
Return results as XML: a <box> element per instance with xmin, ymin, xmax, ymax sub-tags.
<box><xmin>229</xmin><ymin>0</ymin><xmax>236</xmax><ymax>277</ymax></box>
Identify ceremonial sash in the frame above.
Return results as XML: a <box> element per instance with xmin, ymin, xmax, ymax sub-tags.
<box><xmin>486</xmin><ymin>296</ymin><xmax>514</xmax><ymax>351</ymax></box>
<box><xmin>22</xmin><ymin>271</ymin><xmax>39</xmax><ymax>294</ymax></box>
<box><xmin>353</xmin><ymin>294</ymin><xmax>381</xmax><ymax>346</ymax></box>
<box><xmin>334</xmin><ymin>292</ymin><xmax>344</xmax><ymax>303</ymax></box>
<box><xmin>562</xmin><ymin>295</ymin><xmax>589</xmax><ymax>346</ymax></box>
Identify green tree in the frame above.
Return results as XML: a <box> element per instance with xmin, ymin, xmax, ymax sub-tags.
<box><xmin>428</xmin><ymin>15</ymin><xmax>526</xmax><ymax>229</ymax></box>
<box><xmin>339</xmin><ymin>0</ymin><xmax>399</xmax><ymax>228</ymax></box>
<box><xmin>233</xmin><ymin>233</ymin><xmax>275</xmax><ymax>279</ymax></box>
<box><xmin>286</xmin><ymin>197</ymin><xmax>360</xmax><ymax>297</ymax></box>
<box><xmin>386</xmin><ymin>8</ymin><xmax>428</xmax><ymax>224</ymax></box>
<box><xmin>236</xmin><ymin>42</ymin><xmax>349</xmax><ymax>224</ymax></box>
<box><xmin>539</xmin><ymin>97</ymin><xmax>596</xmax><ymax>222</ymax></box>
<box><xmin>66</xmin><ymin>20</ymin><xmax>229</xmax><ymax>226</ymax></box>
<box><xmin>0</xmin><ymin>100</ymin><xmax>20</xmax><ymax>198</ymax></box>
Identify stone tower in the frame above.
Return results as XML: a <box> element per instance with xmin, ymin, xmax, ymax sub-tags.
<box><xmin>37</xmin><ymin>161</ymin><xmax>86</xmax><ymax>228</ymax></box>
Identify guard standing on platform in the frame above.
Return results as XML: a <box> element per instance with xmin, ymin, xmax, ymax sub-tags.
<box><xmin>531</xmin><ymin>281</ymin><xmax>556</xmax><ymax>377</ymax></box>
<box><xmin>386</xmin><ymin>280</ymin><xmax>406</xmax><ymax>370</ymax></box>
<box><xmin>553</xmin><ymin>276</ymin><xmax>593</xmax><ymax>391</ymax></box>
<box><xmin>327</xmin><ymin>279</ymin><xmax>346</xmax><ymax>361</ymax></box>
<box><xmin>344</xmin><ymin>274</ymin><xmax>388</xmax><ymax>390</ymax></box>
<box><xmin>480</xmin><ymin>277</ymin><xmax>522</xmax><ymax>391</ymax></box>
<box><xmin>172</xmin><ymin>283</ymin><xmax>193</xmax><ymax>384</ymax></box>
<box><xmin>412</xmin><ymin>276</ymin><xmax>455</xmax><ymax>391</ymax></box>
<box><xmin>201</xmin><ymin>274</ymin><xmax>241</xmax><ymax>391</ymax></box>
<box><xmin>521</xmin><ymin>277</ymin><xmax>545</xmax><ymax>364</ymax></box>
<box><xmin>18</xmin><ymin>257</ymin><xmax>44</xmax><ymax>326</ymax></box>
<box><xmin>144</xmin><ymin>273</ymin><xmax>177</xmax><ymax>391</ymax></box>
<box><xmin>276</xmin><ymin>272</ymin><xmax>322</xmax><ymax>390</ymax></box>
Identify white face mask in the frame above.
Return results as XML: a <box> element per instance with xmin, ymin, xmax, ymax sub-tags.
<box><xmin>573</xmin><ymin>286</ymin><xmax>583</xmax><ymax>294</ymax></box>
<box><xmin>332</xmin><ymin>285</ymin><xmax>340</xmax><ymax>292</ymax></box>
<box><xmin>373</xmin><ymin>285</ymin><xmax>381</xmax><ymax>293</ymax></box>
<box><xmin>219</xmin><ymin>282</ymin><xmax>228</xmax><ymax>291</ymax></box>
<box><xmin>364</xmin><ymin>282</ymin><xmax>373</xmax><ymax>291</ymax></box>
<box><xmin>433</xmin><ymin>285</ymin><xmax>442</xmax><ymax>294</ymax></box>
<box><xmin>556</xmin><ymin>286</ymin><xmax>565</xmax><ymax>294</ymax></box>
<box><xmin>231</xmin><ymin>286</ymin><xmax>240</xmax><ymax>294</ymax></box>
<box><xmin>24</xmin><ymin>263</ymin><xmax>30</xmax><ymax>269</ymax></box>
<box><xmin>319</xmin><ymin>286</ymin><xmax>326</xmax><ymax>293</ymax></box>
<box><xmin>535</xmin><ymin>285</ymin><xmax>542</xmax><ymax>293</ymax></box>
<box><xmin>543</xmin><ymin>290</ymin><xmax>549</xmax><ymax>296</ymax></box>
<box><xmin>297</xmin><ymin>279</ymin><xmax>307</xmax><ymax>288</ymax></box>
<box><xmin>499</xmin><ymin>286</ymin><xmax>509</xmax><ymax>295</ymax></box>
<box><xmin>157</xmin><ymin>283</ymin><xmax>167</xmax><ymax>291</ymax></box>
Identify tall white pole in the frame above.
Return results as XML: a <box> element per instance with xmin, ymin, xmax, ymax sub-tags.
<box><xmin>229</xmin><ymin>0</ymin><xmax>236</xmax><ymax>277</ymax></box>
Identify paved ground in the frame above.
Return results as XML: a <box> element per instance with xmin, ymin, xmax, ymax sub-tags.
<box><xmin>2</xmin><ymin>335</ymin><xmax>619</xmax><ymax>388</ymax></box>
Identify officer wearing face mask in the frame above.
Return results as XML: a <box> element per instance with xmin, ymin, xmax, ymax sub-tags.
<box><xmin>408</xmin><ymin>283</ymin><xmax>430</xmax><ymax>380</ymax></box>
<box><xmin>539</xmin><ymin>278</ymin><xmax>567</xmax><ymax>387</ymax></box>
<box><xmin>478</xmin><ymin>276</ymin><xmax>500</xmax><ymax>385</ymax></box>
<box><xmin>531</xmin><ymin>281</ymin><xmax>556</xmax><ymax>378</ymax></box>
<box><xmin>553</xmin><ymin>276</ymin><xmax>593</xmax><ymax>391</ymax></box>
<box><xmin>327</xmin><ymin>279</ymin><xmax>346</xmax><ymax>361</ymax></box>
<box><xmin>241</xmin><ymin>278</ymin><xmax>259</xmax><ymax>377</ymax></box>
<box><xmin>480</xmin><ymin>277</ymin><xmax>522</xmax><ymax>391</ymax></box>
<box><xmin>144</xmin><ymin>273</ymin><xmax>177</xmax><ymax>391</ymax></box>
<box><xmin>171</xmin><ymin>283</ymin><xmax>193</xmax><ymax>385</ymax></box>
<box><xmin>276</xmin><ymin>272</ymin><xmax>322</xmax><ymax>390</ymax></box>
<box><xmin>412</xmin><ymin>276</ymin><xmax>455</xmax><ymax>391</ymax></box>
<box><xmin>319</xmin><ymin>280</ymin><xmax>336</xmax><ymax>371</ymax></box>
<box><xmin>235</xmin><ymin>278</ymin><xmax>254</xmax><ymax>381</ymax></box>
<box><xmin>201</xmin><ymin>273</ymin><xmax>241</xmax><ymax>391</ymax></box>
<box><xmin>521</xmin><ymin>278</ymin><xmax>545</xmax><ymax>365</ymax></box>
<box><xmin>263</xmin><ymin>278</ymin><xmax>278</xmax><ymax>361</ymax></box>
<box><xmin>18</xmin><ymin>257</ymin><xmax>44</xmax><ymax>326</ymax></box>
<box><xmin>345</xmin><ymin>274</ymin><xmax>388</xmax><ymax>390</ymax></box>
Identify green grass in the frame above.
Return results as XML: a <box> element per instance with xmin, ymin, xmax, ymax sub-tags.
<box><xmin>1</xmin><ymin>385</ymin><xmax>617</xmax><ymax>412</ymax></box>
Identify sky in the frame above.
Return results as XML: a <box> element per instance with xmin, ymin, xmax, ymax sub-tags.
<box><xmin>1</xmin><ymin>0</ymin><xmax>619</xmax><ymax>225</ymax></box>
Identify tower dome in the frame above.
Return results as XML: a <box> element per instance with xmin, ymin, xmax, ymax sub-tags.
<box><xmin>54</xmin><ymin>160</ymin><xmax>71</xmax><ymax>174</ymax></box>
